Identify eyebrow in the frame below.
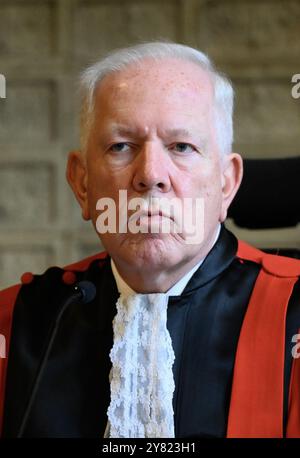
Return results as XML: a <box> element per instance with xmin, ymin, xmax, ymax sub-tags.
<box><xmin>109</xmin><ymin>125</ymin><xmax>137</xmax><ymax>136</ymax></box>
<box><xmin>107</xmin><ymin>125</ymin><xmax>195</xmax><ymax>139</ymax></box>
<box><xmin>162</xmin><ymin>128</ymin><xmax>194</xmax><ymax>138</ymax></box>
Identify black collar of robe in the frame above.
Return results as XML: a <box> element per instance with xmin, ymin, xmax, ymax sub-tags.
<box><xmin>2</xmin><ymin>224</ymin><xmax>262</xmax><ymax>438</ymax></box>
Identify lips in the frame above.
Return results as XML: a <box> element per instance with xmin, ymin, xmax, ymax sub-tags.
<box><xmin>129</xmin><ymin>209</ymin><xmax>174</xmax><ymax>223</ymax></box>
<box><xmin>147</xmin><ymin>210</ymin><xmax>174</xmax><ymax>221</ymax></box>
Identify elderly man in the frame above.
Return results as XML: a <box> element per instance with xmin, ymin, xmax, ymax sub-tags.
<box><xmin>0</xmin><ymin>42</ymin><xmax>300</xmax><ymax>438</ymax></box>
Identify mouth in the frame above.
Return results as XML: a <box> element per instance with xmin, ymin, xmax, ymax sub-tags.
<box><xmin>130</xmin><ymin>209</ymin><xmax>174</xmax><ymax>223</ymax></box>
<box><xmin>147</xmin><ymin>210</ymin><xmax>174</xmax><ymax>221</ymax></box>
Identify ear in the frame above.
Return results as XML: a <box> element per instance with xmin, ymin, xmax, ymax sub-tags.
<box><xmin>220</xmin><ymin>153</ymin><xmax>243</xmax><ymax>222</ymax></box>
<box><xmin>66</xmin><ymin>150</ymin><xmax>90</xmax><ymax>221</ymax></box>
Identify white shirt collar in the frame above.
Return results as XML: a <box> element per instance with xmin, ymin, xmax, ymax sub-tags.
<box><xmin>111</xmin><ymin>223</ymin><xmax>221</xmax><ymax>297</ymax></box>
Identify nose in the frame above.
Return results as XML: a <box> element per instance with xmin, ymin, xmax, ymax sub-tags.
<box><xmin>132</xmin><ymin>142</ymin><xmax>172</xmax><ymax>193</ymax></box>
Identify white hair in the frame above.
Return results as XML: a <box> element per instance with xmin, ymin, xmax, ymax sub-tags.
<box><xmin>79</xmin><ymin>41</ymin><xmax>234</xmax><ymax>156</ymax></box>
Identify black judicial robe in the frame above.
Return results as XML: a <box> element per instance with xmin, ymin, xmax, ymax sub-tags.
<box><xmin>0</xmin><ymin>224</ymin><xmax>300</xmax><ymax>437</ymax></box>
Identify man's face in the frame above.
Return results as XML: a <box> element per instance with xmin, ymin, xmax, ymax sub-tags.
<box><xmin>69</xmin><ymin>58</ymin><xmax>241</xmax><ymax>274</ymax></box>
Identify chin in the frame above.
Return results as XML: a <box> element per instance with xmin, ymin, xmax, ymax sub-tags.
<box><xmin>117</xmin><ymin>233</ymin><xmax>183</xmax><ymax>270</ymax></box>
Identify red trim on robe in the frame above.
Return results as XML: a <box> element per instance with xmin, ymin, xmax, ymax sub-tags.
<box><xmin>286</xmin><ymin>329</ymin><xmax>300</xmax><ymax>437</ymax></box>
<box><xmin>0</xmin><ymin>284</ymin><xmax>22</xmax><ymax>434</ymax></box>
<box><xmin>227</xmin><ymin>240</ymin><xmax>300</xmax><ymax>437</ymax></box>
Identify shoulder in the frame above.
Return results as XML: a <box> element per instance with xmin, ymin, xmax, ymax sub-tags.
<box><xmin>237</xmin><ymin>239</ymin><xmax>300</xmax><ymax>278</ymax></box>
<box><xmin>0</xmin><ymin>250</ymin><xmax>109</xmax><ymax>318</ymax></box>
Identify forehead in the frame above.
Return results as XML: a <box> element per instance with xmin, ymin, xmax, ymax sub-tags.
<box><xmin>94</xmin><ymin>58</ymin><xmax>214</xmax><ymax>117</ymax></box>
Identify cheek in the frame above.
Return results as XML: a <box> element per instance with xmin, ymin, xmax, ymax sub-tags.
<box><xmin>195</xmin><ymin>164</ymin><xmax>223</xmax><ymax>213</ymax></box>
<box><xmin>188</xmin><ymin>160</ymin><xmax>222</xmax><ymax>196</ymax></box>
<box><xmin>204</xmin><ymin>184</ymin><xmax>223</xmax><ymax>222</ymax></box>
<box><xmin>86</xmin><ymin>166</ymin><xmax>131</xmax><ymax>222</ymax></box>
<box><xmin>87</xmin><ymin>159</ymin><xmax>114</xmax><ymax>195</ymax></box>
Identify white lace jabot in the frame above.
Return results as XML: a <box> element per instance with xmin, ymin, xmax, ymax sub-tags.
<box><xmin>105</xmin><ymin>292</ymin><xmax>175</xmax><ymax>438</ymax></box>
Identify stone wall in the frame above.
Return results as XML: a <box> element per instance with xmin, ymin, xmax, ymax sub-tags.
<box><xmin>0</xmin><ymin>0</ymin><xmax>299</xmax><ymax>288</ymax></box>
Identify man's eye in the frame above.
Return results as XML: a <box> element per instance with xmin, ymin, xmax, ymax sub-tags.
<box><xmin>172</xmin><ymin>143</ymin><xmax>196</xmax><ymax>153</ymax></box>
<box><xmin>109</xmin><ymin>142</ymin><xmax>131</xmax><ymax>153</ymax></box>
